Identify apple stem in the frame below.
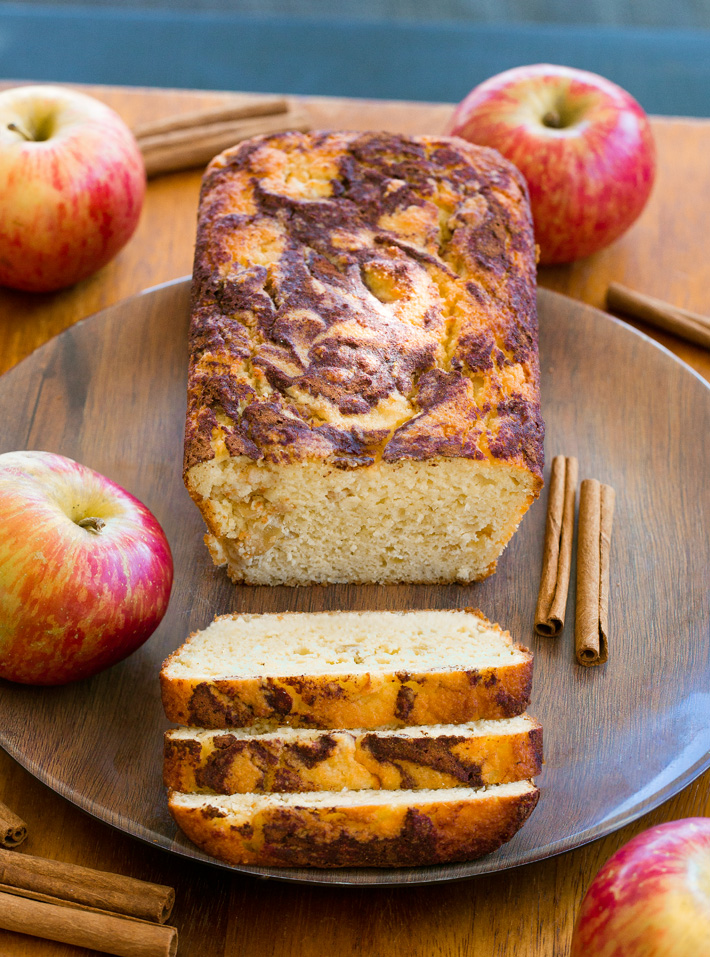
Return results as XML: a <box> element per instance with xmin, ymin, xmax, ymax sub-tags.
<box><xmin>7</xmin><ymin>122</ymin><xmax>33</xmax><ymax>142</ymax></box>
<box><xmin>542</xmin><ymin>110</ymin><xmax>563</xmax><ymax>129</ymax></box>
<box><xmin>77</xmin><ymin>517</ymin><xmax>106</xmax><ymax>534</ymax></box>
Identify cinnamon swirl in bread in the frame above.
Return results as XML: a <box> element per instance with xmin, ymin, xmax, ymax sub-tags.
<box><xmin>184</xmin><ymin>131</ymin><xmax>543</xmax><ymax>585</ymax></box>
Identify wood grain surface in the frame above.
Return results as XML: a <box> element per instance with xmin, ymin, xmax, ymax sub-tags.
<box><xmin>1</xmin><ymin>84</ymin><xmax>710</xmax><ymax>956</ymax></box>
<box><xmin>2</xmin><ymin>278</ymin><xmax>708</xmax><ymax>886</ymax></box>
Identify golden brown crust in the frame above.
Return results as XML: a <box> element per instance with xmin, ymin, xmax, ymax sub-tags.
<box><xmin>184</xmin><ymin>130</ymin><xmax>543</xmax><ymax>476</ymax></box>
<box><xmin>163</xmin><ymin>721</ymin><xmax>543</xmax><ymax>793</ymax></box>
<box><xmin>168</xmin><ymin>784</ymin><xmax>540</xmax><ymax>868</ymax></box>
<box><xmin>160</xmin><ymin>656</ymin><xmax>533</xmax><ymax>731</ymax></box>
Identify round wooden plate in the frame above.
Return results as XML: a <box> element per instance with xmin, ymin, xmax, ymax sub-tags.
<box><xmin>1</xmin><ymin>278</ymin><xmax>709</xmax><ymax>887</ymax></box>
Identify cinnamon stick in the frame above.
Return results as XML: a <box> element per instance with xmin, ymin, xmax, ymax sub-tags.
<box><xmin>0</xmin><ymin>801</ymin><xmax>27</xmax><ymax>848</ymax></box>
<box><xmin>0</xmin><ymin>881</ymin><xmax>145</xmax><ymax>915</ymax></box>
<box><xmin>535</xmin><ymin>455</ymin><xmax>578</xmax><ymax>637</ymax></box>
<box><xmin>137</xmin><ymin>109</ymin><xmax>311</xmax><ymax>177</ymax></box>
<box><xmin>0</xmin><ymin>891</ymin><xmax>177</xmax><ymax>957</ymax></box>
<box><xmin>137</xmin><ymin>112</ymin><xmax>307</xmax><ymax>154</ymax></box>
<box><xmin>0</xmin><ymin>847</ymin><xmax>174</xmax><ymax>923</ymax></box>
<box><xmin>607</xmin><ymin>282</ymin><xmax>710</xmax><ymax>350</ymax></box>
<box><xmin>575</xmin><ymin>479</ymin><xmax>616</xmax><ymax>666</ymax></box>
<box><xmin>131</xmin><ymin>95</ymin><xmax>288</xmax><ymax>139</ymax></box>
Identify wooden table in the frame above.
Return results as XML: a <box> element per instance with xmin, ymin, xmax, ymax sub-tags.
<box><xmin>1</xmin><ymin>85</ymin><xmax>709</xmax><ymax>957</ymax></box>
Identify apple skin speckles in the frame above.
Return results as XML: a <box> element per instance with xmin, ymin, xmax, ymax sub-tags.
<box><xmin>448</xmin><ymin>64</ymin><xmax>656</xmax><ymax>265</ymax></box>
<box><xmin>0</xmin><ymin>450</ymin><xmax>172</xmax><ymax>685</ymax></box>
<box><xmin>570</xmin><ymin>818</ymin><xmax>710</xmax><ymax>957</ymax></box>
<box><xmin>0</xmin><ymin>84</ymin><xmax>146</xmax><ymax>292</ymax></box>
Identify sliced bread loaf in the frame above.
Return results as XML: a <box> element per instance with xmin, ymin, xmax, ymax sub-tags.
<box><xmin>160</xmin><ymin>608</ymin><xmax>533</xmax><ymax>730</ymax></box>
<box><xmin>164</xmin><ymin>715</ymin><xmax>543</xmax><ymax>794</ymax></box>
<box><xmin>185</xmin><ymin>131</ymin><xmax>543</xmax><ymax>587</ymax></box>
<box><xmin>168</xmin><ymin>780</ymin><xmax>540</xmax><ymax>868</ymax></box>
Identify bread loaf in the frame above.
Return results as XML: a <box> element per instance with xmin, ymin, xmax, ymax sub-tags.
<box><xmin>168</xmin><ymin>780</ymin><xmax>540</xmax><ymax>868</ymax></box>
<box><xmin>160</xmin><ymin>608</ymin><xmax>533</xmax><ymax>730</ymax></box>
<box><xmin>184</xmin><ymin>130</ymin><xmax>543</xmax><ymax>585</ymax></box>
<box><xmin>164</xmin><ymin>714</ymin><xmax>543</xmax><ymax>794</ymax></box>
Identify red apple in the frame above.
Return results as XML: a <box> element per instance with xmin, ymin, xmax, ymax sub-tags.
<box><xmin>447</xmin><ymin>64</ymin><xmax>656</xmax><ymax>265</ymax></box>
<box><xmin>0</xmin><ymin>451</ymin><xmax>173</xmax><ymax>685</ymax></box>
<box><xmin>571</xmin><ymin>818</ymin><xmax>710</xmax><ymax>956</ymax></box>
<box><xmin>0</xmin><ymin>84</ymin><xmax>145</xmax><ymax>292</ymax></box>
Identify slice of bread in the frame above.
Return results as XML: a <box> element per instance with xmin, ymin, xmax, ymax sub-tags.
<box><xmin>164</xmin><ymin>715</ymin><xmax>543</xmax><ymax>794</ymax></box>
<box><xmin>160</xmin><ymin>608</ymin><xmax>533</xmax><ymax>730</ymax></box>
<box><xmin>168</xmin><ymin>780</ymin><xmax>540</xmax><ymax>868</ymax></box>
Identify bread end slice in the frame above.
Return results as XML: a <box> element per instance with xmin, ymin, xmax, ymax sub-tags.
<box><xmin>168</xmin><ymin>780</ymin><xmax>540</xmax><ymax>868</ymax></box>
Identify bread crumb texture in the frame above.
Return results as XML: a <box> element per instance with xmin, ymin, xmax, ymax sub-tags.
<box><xmin>160</xmin><ymin>608</ymin><xmax>534</xmax><ymax>730</ymax></box>
<box><xmin>184</xmin><ymin>131</ymin><xmax>544</xmax><ymax>585</ymax></box>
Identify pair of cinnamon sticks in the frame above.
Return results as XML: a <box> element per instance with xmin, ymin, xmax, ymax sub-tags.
<box><xmin>534</xmin><ymin>456</ymin><xmax>615</xmax><ymax>666</ymax></box>
<box><xmin>132</xmin><ymin>95</ymin><xmax>311</xmax><ymax>178</ymax></box>
<box><xmin>0</xmin><ymin>802</ymin><xmax>176</xmax><ymax>957</ymax></box>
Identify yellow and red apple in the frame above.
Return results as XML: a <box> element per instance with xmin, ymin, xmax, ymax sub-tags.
<box><xmin>448</xmin><ymin>64</ymin><xmax>656</xmax><ymax>265</ymax></box>
<box><xmin>0</xmin><ymin>451</ymin><xmax>173</xmax><ymax>685</ymax></box>
<box><xmin>571</xmin><ymin>818</ymin><xmax>710</xmax><ymax>956</ymax></box>
<box><xmin>0</xmin><ymin>85</ymin><xmax>145</xmax><ymax>292</ymax></box>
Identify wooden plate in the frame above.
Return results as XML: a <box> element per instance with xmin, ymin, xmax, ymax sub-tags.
<box><xmin>1</xmin><ymin>278</ymin><xmax>709</xmax><ymax>887</ymax></box>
